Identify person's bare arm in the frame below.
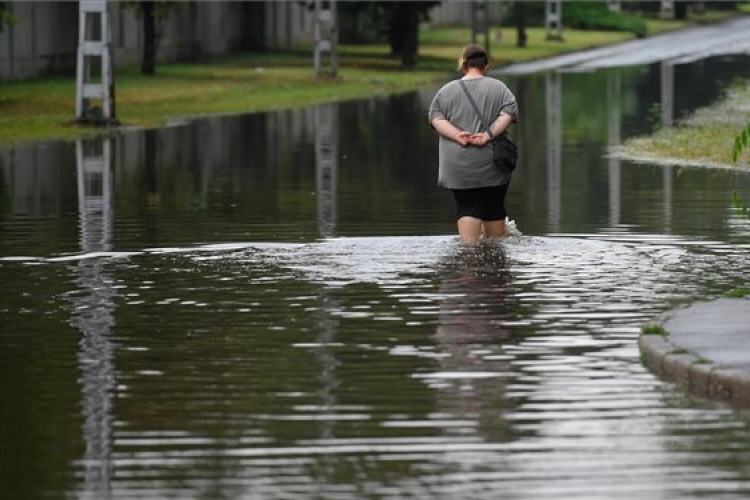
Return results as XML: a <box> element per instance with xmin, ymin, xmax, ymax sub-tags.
<box><xmin>431</xmin><ymin>117</ymin><xmax>472</xmax><ymax>147</ymax></box>
<box><xmin>470</xmin><ymin>112</ymin><xmax>515</xmax><ymax>146</ymax></box>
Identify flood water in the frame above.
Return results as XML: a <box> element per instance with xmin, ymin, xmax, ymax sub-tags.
<box><xmin>3</xmin><ymin>56</ymin><xmax>750</xmax><ymax>499</ymax></box>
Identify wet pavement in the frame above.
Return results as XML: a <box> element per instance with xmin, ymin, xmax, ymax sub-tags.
<box><xmin>664</xmin><ymin>298</ymin><xmax>750</xmax><ymax>373</ymax></box>
<box><xmin>501</xmin><ymin>15</ymin><xmax>750</xmax><ymax>74</ymax></box>
<box><xmin>640</xmin><ymin>297</ymin><xmax>750</xmax><ymax>409</ymax></box>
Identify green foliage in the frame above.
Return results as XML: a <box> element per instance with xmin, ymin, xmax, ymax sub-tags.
<box><xmin>725</xmin><ymin>287</ymin><xmax>750</xmax><ymax>298</ymax></box>
<box><xmin>732</xmin><ymin>122</ymin><xmax>750</xmax><ymax>163</ymax></box>
<box><xmin>339</xmin><ymin>2</ymin><xmax>438</xmax><ymax>42</ymax></box>
<box><xmin>0</xmin><ymin>1</ymin><xmax>17</xmax><ymax>34</ymax></box>
<box><xmin>732</xmin><ymin>121</ymin><xmax>750</xmax><ymax>222</ymax></box>
<box><xmin>732</xmin><ymin>190</ymin><xmax>749</xmax><ymax>216</ymax></box>
<box><xmin>339</xmin><ymin>3</ymin><xmax>389</xmax><ymax>44</ymax></box>
<box><xmin>564</xmin><ymin>2</ymin><xmax>648</xmax><ymax>38</ymax></box>
<box><xmin>647</xmin><ymin>102</ymin><xmax>662</xmax><ymax>132</ymax></box>
<box><xmin>125</xmin><ymin>1</ymin><xmax>180</xmax><ymax>19</ymax></box>
<box><xmin>641</xmin><ymin>324</ymin><xmax>667</xmax><ymax>335</ymax></box>
<box><xmin>501</xmin><ymin>3</ymin><xmax>547</xmax><ymax>28</ymax></box>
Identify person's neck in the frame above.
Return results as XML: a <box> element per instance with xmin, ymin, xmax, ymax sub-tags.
<box><xmin>463</xmin><ymin>68</ymin><xmax>485</xmax><ymax>80</ymax></box>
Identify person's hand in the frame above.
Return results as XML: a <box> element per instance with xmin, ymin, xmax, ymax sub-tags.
<box><xmin>470</xmin><ymin>132</ymin><xmax>491</xmax><ymax>147</ymax></box>
<box><xmin>456</xmin><ymin>131</ymin><xmax>472</xmax><ymax>147</ymax></box>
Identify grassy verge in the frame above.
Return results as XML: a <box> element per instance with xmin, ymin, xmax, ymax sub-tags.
<box><xmin>614</xmin><ymin>80</ymin><xmax>750</xmax><ymax>168</ymax></box>
<box><xmin>0</xmin><ymin>11</ymin><xmax>740</xmax><ymax>147</ymax></box>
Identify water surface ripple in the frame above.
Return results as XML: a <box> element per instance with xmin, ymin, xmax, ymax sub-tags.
<box><xmin>4</xmin><ymin>232</ymin><xmax>750</xmax><ymax>499</ymax></box>
<box><xmin>4</xmin><ymin>55</ymin><xmax>750</xmax><ymax>499</ymax></box>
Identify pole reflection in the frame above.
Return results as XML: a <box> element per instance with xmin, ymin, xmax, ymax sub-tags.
<box><xmin>661</xmin><ymin>60</ymin><xmax>675</xmax><ymax>128</ymax></box>
<box><xmin>660</xmin><ymin>60</ymin><xmax>675</xmax><ymax>231</ymax></box>
<box><xmin>546</xmin><ymin>71</ymin><xmax>562</xmax><ymax>233</ymax></box>
<box><xmin>607</xmin><ymin>70</ymin><xmax>622</xmax><ymax>228</ymax></box>
<box><xmin>307</xmin><ymin>294</ymin><xmax>342</xmax><ymax>488</ymax></box>
<box><xmin>315</xmin><ymin>104</ymin><xmax>338</xmax><ymax>238</ymax></box>
<box><xmin>70</xmin><ymin>138</ymin><xmax>117</xmax><ymax>499</ymax></box>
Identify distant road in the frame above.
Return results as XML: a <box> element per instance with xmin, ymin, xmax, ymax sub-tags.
<box><xmin>498</xmin><ymin>15</ymin><xmax>750</xmax><ymax>75</ymax></box>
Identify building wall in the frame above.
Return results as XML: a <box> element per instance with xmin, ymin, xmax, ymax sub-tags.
<box><xmin>0</xmin><ymin>1</ymin><xmax>316</xmax><ymax>81</ymax></box>
<box><xmin>0</xmin><ymin>2</ymin><xmax>78</xmax><ymax>80</ymax></box>
<box><xmin>0</xmin><ymin>0</ymin><xmax>483</xmax><ymax>82</ymax></box>
<box><xmin>428</xmin><ymin>1</ymin><xmax>475</xmax><ymax>26</ymax></box>
<box><xmin>428</xmin><ymin>0</ymin><xmax>508</xmax><ymax>28</ymax></box>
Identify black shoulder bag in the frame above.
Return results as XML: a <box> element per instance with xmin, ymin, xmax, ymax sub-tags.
<box><xmin>458</xmin><ymin>79</ymin><xmax>517</xmax><ymax>173</ymax></box>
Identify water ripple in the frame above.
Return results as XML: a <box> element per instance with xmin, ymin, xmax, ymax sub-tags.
<box><xmin>4</xmin><ymin>232</ymin><xmax>750</xmax><ymax>498</ymax></box>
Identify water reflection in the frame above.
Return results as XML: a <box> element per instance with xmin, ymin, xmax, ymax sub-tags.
<box><xmin>660</xmin><ymin>60</ymin><xmax>675</xmax><ymax>128</ymax></box>
<box><xmin>435</xmin><ymin>244</ymin><xmax>516</xmax><ymax>442</ymax></box>
<box><xmin>306</xmin><ymin>303</ymin><xmax>341</xmax><ymax>487</ymax></box>
<box><xmin>607</xmin><ymin>70</ymin><xmax>622</xmax><ymax>228</ymax></box>
<box><xmin>3</xmin><ymin>57</ymin><xmax>750</xmax><ymax>249</ymax></box>
<box><xmin>545</xmin><ymin>71</ymin><xmax>562</xmax><ymax>233</ymax></box>
<box><xmin>69</xmin><ymin>138</ymin><xmax>117</xmax><ymax>499</ymax></box>
<box><xmin>315</xmin><ymin>105</ymin><xmax>338</xmax><ymax>238</ymax></box>
<box><xmin>2</xmin><ymin>55</ymin><xmax>750</xmax><ymax>499</ymax></box>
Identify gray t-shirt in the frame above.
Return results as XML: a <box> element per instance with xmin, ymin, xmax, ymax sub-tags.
<box><xmin>428</xmin><ymin>76</ymin><xmax>518</xmax><ymax>189</ymax></box>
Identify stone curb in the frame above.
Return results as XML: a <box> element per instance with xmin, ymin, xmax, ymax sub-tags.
<box><xmin>639</xmin><ymin>334</ymin><xmax>750</xmax><ymax>408</ymax></box>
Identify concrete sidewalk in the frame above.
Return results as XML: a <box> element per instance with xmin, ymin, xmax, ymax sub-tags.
<box><xmin>640</xmin><ymin>297</ymin><xmax>750</xmax><ymax>408</ymax></box>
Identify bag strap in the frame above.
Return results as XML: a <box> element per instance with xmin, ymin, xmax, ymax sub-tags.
<box><xmin>458</xmin><ymin>79</ymin><xmax>494</xmax><ymax>139</ymax></box>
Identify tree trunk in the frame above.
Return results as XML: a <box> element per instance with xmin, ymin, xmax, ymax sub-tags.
<box><xmin>388</xmin><ymin>5</ymin><xmax>402</xmax><ymax>57</ymax></box>
<box><xmin>675</xmin><ymin>2</ymin><xmax>689</xmax><ymax>20</ymax></box>
<box><xmin>401</xmin><ymin>2</ymin><xmax>419</xmax><ymax>68</ymax></box>
<box><xmin>0</xmin><ymin>2</ymin><xmax>9</xmax><ymax>36</ymax></box>
<box><xmin>141</xmin><ymin>1</ymin><xmax>157</xmax><ymax>75</ymax></box>
<box><xmin>395</xmin><ymin>3</ymin><xmax>419</xmax><ymax>68</ymax></box>
<box><xmin>514</xmin><ymin>2</ymin><xmax>527</xmax><ymax>48</ymax></box>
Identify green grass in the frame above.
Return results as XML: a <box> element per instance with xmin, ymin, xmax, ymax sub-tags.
<box><xmin>617</xmin><ymin>81</ymin><xmax>750</xmax><ymax>167</ymax></box>
<box><xmin>420</xmin><ymin>26</ymin><xmax>632</xmax><ymax>67</ymax></box>
<box><xmin>617</xmin><ymin>8</ymin><xmax>750</xmax><ymax>168</ymax></box>
<box><xmin>725</xmin><ymin>288</ymin><xmax>750</xmax><ymax>298</ymax></box>
<box><xmin>0</xmin><ymin>11</ymin><xmax>740</xmax><ymax>147</ymax></box>
<box><xmin>0</xmin><ymin>59</ymin><xmax>445</xmax><ymax>145</ymax></box>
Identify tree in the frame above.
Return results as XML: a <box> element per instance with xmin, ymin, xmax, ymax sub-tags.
<box><xmin>127</xmin><ymin>1</ymin><xmax>179</xmax><ymax>75</ymax></box>
<box><xmin>339</xmin><ymin>2</ymin><xmax>438</xmax><ymax>69</ymax></box>
<box><xmin>0</xmin><ymin>2</ymin><xmax>16</xmax><ymax>35</ymax></box>
<box><xmin>514</xmin><ymin>1</ymin><xmax>527</xmax><ymax>48</ymax></box>
<box><xmin>383</xmin><ymin>1</ymin><xmax>439</xmax><ymax>69</ymax></box>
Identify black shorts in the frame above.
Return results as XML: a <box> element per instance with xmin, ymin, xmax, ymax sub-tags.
<box><xmin>451</xmin><ymin>184</ymin><xmax>509</xmax><ymax>221</ymax></box>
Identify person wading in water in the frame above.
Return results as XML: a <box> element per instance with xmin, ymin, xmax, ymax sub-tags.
<box><xmin>428</xmin><ymin>44</ymin><xmax>519</xmax><ymax>244</ymax></box>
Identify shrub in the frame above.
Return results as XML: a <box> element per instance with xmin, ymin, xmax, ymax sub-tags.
<box><xmin>563</xmin><ymin>2</ymin><xmax>648</xmax><ymax>38</ymax></box>
<box><xmin>641</xmin><ymin>324</ymin><xmax>667</xmax><ymax>335</ymax></box>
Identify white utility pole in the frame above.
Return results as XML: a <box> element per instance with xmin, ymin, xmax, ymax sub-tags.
<box><xmin>314</xmin><ymin>0</ymin><xmax>338</xmax><ymax>78</ymax></box>
<box><xmin>545</xmin><ymin>0</ymin><xmax>563</xmax><ymax>41</ymax></box>
<box><xmin>76</xmin><ymin>0</ymin><xmax>117</xmax><ymax>124</ymax></box>
<box><xmin>660</xmin><ymin>0</ymin><xmax>675</xmax><ymax>19</ymax></box>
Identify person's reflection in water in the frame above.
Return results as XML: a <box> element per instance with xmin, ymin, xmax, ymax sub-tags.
<box><xmin>435</xmin><ymin>241</ymin><xmax>516</xmax><ymax>441</ymax></box>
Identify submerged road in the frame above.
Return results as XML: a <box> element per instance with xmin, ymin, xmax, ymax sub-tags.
<box><xmin>500</xmin><ymin>15</ymin><xmax>750</xmax><ymax>75</ymax></box>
